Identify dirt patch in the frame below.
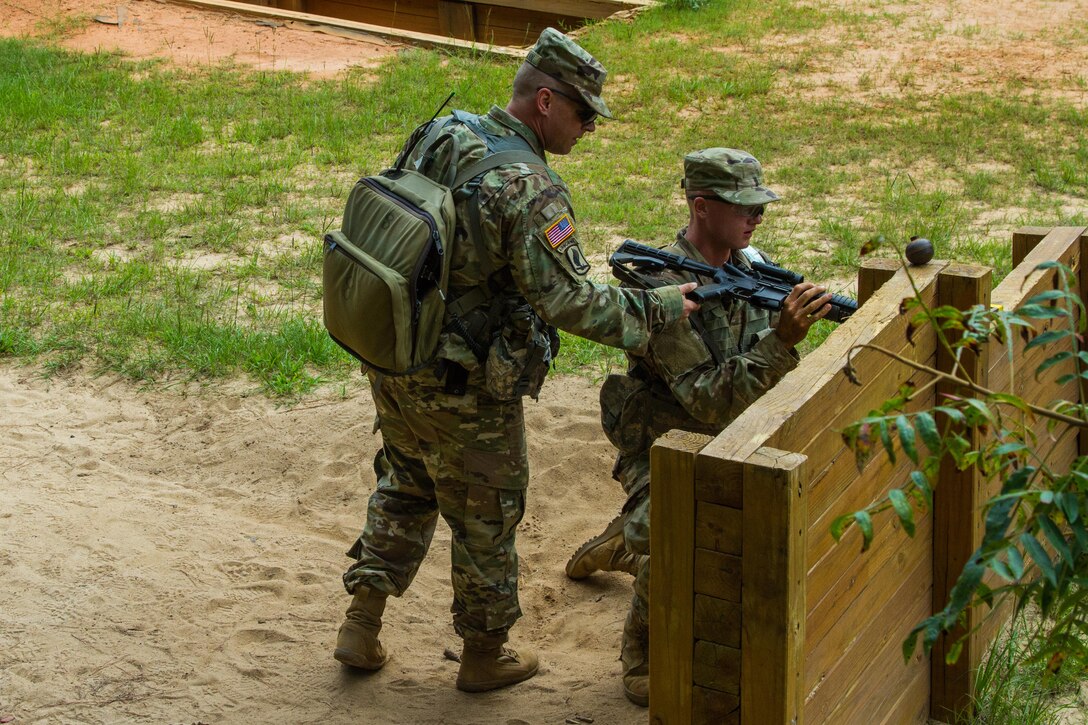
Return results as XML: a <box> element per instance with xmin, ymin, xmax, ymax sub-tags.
<box><xmin>786</xmin><ymin>0</ymin><xmax>1088</xmax><ymax>105</ymax></box>
<box><xmin>0</xmin><ymin>0</ymin><xmax>398</xmax><ymax>75</ymax></box>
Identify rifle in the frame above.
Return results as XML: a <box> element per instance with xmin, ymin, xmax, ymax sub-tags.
<box><xmin>609</xmin><ymin>239</ymin><xmax>857</xmax><ymax>324</ymax></box>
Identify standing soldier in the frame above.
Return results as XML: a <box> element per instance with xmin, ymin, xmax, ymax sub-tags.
<box><xmin>334</xmin><ymin>28</ymin><xmax>698</xmax><ymax>693</ymax></box>
<box><xmin>567</xmin><ymin>148</ymin><xmax>833</xmax><ymax>705</ymax></box>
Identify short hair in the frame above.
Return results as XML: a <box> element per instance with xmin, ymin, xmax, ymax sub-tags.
<box><xmin>512</xmin><ymin>63</ymin><xmax>554</xmax><ymax>103</ymax></box>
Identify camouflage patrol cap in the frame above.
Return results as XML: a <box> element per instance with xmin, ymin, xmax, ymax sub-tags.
<box><xmin>526</xmin><ymin>27</ymin><xmax>613</xmax><ymax>119</ymax></box>
<box><xmin>682</xmin><ymin>148</ymin><xmax>781</xmax><ymax>205</ymax></box>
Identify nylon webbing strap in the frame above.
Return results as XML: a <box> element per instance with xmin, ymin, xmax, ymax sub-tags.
<box><xmin>446</xmin><ymin>286</ymin><xmax>488</xmax><ymax>319</ymax></box>
<box><xmin>456</xmin><ymin>149</ymin><xmax>541</xmax><ymax>283</ymax></box>
<box><xmin>452</xmin><ymin>150</ymin><xmax>542</xmax><ymax>189</ymax></box>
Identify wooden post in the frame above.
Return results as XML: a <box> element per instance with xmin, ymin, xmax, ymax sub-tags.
<box><xmin>857</xmin><ymin>258</ymin><xmax>902</xmax><ymax>305</ymax></box>
<box><xmin>740</xmin><ymin>447</ymin><xmax>807</xmax><ymax>724</ymax></box>
<box><xmin>1011</xmin><ymin>226</ymin><xmax>1053</xmax><ymax>266</ymax></box>
<box><xmin>650</xmin><ymin>432</ymin><xmax>707</xmax><ymax>725</ymax></box>
<box><xmin>930</xmin><ymin>263</ymin><xmax>992</xmax><ymax>722</ymax></box>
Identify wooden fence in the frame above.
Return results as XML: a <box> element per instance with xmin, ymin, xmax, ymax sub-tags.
<box><xmin>648</xmin><ymin>226</ymin><xmax>1088</xmax><ymax>724</ymax></box>
<box><xmin>181</xmin><ymin>0</ymin><xmax>650</xmax><ymax>52</ymax></box>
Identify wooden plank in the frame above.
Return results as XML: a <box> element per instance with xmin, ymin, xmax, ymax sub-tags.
<box><xmin>704</xmin><ymin>261</ymin><xmax>948</xmax><ymax>466</ymax></box>
<box><xmin>858</xmin><ymin>258</ymin><xmax>901</xmax><ymax>305</ymax></box>
<box><xmin>1011</xmin><ymin>225</ymin><xmax>1054</xmax><ymax>266</ymax></box>
<box><xmin>271</xmin><ymin>0</ymin><xmax>305</xmax><ymax>10</ymax></box>
<box><xmin>694</xmin><ymin>441</ymin><xmax>741</xmax><ymax>507</ymax></box>
<box><xmin>693</xmin><ymin>640</ymin><xmax>741</xmax><ymax>694</ymax></box>
<box><xmin>992</xmin><ymin>226</ymin><xmax>1085</xmax><ymax>311</ymax></box>
<box><xmin>805</xmin><ymin>551</ymin><xmax>931</xmax><ymax>723</ymax></box>
<box><xmin>767</xmin><ymin>278</ymin><xmax>941</xmax><ymax>457</ymax></box>
<box><xmin>175</xmin><ymin>0</ymin><xmax>528</xmax><ymax>56</ymax></box>
<box><xmin>805</xmin><ymin>371</ymin><xmax>938</xmax><ymax>556</ymax></box>
<box><xmin>798</xmin><ymin>345</ymin><xmax>938</xmax><ymax>522</ymax></box>
<box><xmin>695</xmin><ymin>502</ymin><xmax>742</xmax><ymax>555</ymax></box>
<box><xmin>805</xmin><ymin>541</ymin><xmax>931</xmax><ymax>706</ymax></box>
<box><xmin>931</xmin><ymin>263</ymin><xmax>992</xmax><ymax>722</ymax></box>
<box><xmin>470</xmin><ymin>3</ymin><xmax>555</xmax><ymax>46</ymax></box>
<box><xmin>740</xmin><ymin>447</ymin><xmax>806</xmax><ymax>725</ymax></box>
<box><xmin>694</xmin><ymin>594</ymin><xmax>741</xmax><ymax>648</ymax></box>
<box><xmin>806</xmin><ymin>429</ymin><xmax>930</xmax><ymax>568</ymax></box>
<box><xmin>649</xmin><ymin>431</ymin><xmax>708</xmax><ymax>725</ymax></box>
<box><xmin>437</xmin><ymin>0</ymin><xmax>476</xmax><ymax>39</ymax></box>
<box><xmin>879</xmin><ymin>656</ymin><xmax>932</xmax><ymax>725</ymax></box>
<box><xmin>692</xmin><ymin>686</ymin><xmax>740</xmax><ymax>724</ymax></box>
<box><xmin>694</xmin><ymin>548</ymin><xmax>741</xmax><ymax>603</ymax></box>
<box><xmin>805</xmin><ymin>496</ymin><xmax>932</xmax><ymax>670</ymax></box>
<box><xmin>470</xmin><ymin>0</ymin><xmax>653</xmax><ymax>18</ymax></box>
<box><xmin>308</xmin><ymin>0</ymin><xmax>447</xmax><ymax>34</ymax></box>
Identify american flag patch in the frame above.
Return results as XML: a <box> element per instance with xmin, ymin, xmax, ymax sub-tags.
<box><xmin>544</xmin><ymin>214</ymin><xmax>575</xmax><ymax>248</ymax></box>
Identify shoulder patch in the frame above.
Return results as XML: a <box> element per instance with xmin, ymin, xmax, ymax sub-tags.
<box><xmin>566</xmin><ymin>245</ymin><xmax>591</xmax><ymax>275</ymax></box>
<box><xmin>544</xmin><ymin>213</ymin><xmax>576</xmax><ymax>249</ymax></box>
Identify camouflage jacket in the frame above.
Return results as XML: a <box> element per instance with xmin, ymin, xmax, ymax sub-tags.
<box><xmin>405</xmin><ymin>106</ymin><xmax>684</xmax><ymax>372</ymax></box>
<box><xmin>600</xmin><ymin>231</ymin><xmax>799</xmax><ymax>456</ymax></box>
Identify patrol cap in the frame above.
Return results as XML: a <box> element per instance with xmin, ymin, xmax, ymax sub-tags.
<box><xmin>682</xmin><ymin>148</ymin><xmax>781</xmax><ymax>205</ymax></box>
<box><xmin>525</xmin><ymin>27</ymin><xmax>612</xmax><ymax>119</ymax></box>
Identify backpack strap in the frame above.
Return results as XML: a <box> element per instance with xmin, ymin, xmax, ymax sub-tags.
<box><xmin>452</xmin><ymin>149</ymin><xmax>541</xmax><ymax>189</ymax></box>
<box><xmin>426</xmin><ymin>112</ymin><xmax>547</xmax><ymax>360</ymax></box>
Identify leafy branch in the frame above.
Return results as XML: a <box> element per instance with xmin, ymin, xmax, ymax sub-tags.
<box><xmin>833</xmin><ymin>250</ymin><xmax>1088</xmax><ymax>674</ymax></box>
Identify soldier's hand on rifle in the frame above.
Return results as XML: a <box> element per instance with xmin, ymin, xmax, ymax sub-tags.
<box><xmin>678</xmin><ymin>282</ymin><xmax>700</xmax><ymax>319</ymax></box>
<box><xmin>775</xmin><ymin>282</ymin><xmax>832</xmax><ymax>347</ymax></box>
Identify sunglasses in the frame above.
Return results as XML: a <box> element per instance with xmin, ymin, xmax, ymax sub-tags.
<box><xmin>686</xmin><ymin>196</ymin><xmax>766</xmax><ymax>218</ymax></box>
<box><xmin>539</xmin><ymin>86</ymin><xmax>598</xmax><ymax>125</ymax></box>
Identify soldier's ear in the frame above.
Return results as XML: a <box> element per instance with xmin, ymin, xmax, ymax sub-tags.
<box><xmin>535</xmin><ymin>87</ymin><xmax>554</xmax><ymax>117</ymax></box>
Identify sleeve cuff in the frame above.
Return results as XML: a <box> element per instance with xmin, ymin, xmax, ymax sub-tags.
<box><xmin>757</xmin><ymin>327</ymin><xmax>801</xmax><ymax>374</ymax></box>
<box><xmin>651</xmin><ymin>285</ymin><xmax>686</xmax><ymax>326</ymax></box>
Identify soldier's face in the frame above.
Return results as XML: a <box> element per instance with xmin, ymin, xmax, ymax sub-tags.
<box><xmin>699</xmin><ymin>198</ymin><xmax>763</xmax><ymax>251</ymax></box>
<box><xmin>544</xmin><ymin>89</ymin><xmax>597</xmax><ymax>155</ymax></box>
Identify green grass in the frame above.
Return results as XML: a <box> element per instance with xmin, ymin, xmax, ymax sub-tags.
<box><xmin>1</xmin><ymin>0</ymin><xmax>1086</xmax><ymax>395</ymax></box>
<box><xmin>962</xmin><ymin>611</ymin><xmax>1083</xmax><ymax>724</ymax></box>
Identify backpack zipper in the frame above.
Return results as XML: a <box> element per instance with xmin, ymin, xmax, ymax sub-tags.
<box><xmin>359</xmin><ymin>177</ymin><xmax>444</xmax><ymax>333</ymax></box>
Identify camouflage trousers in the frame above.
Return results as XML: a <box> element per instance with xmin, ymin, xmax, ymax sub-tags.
<box><xmin>343</xmin><ymin>368</ymin><xmax>528</xmax><ymax>641</ymax></box>
<box><xmin>615</xmin><ymin>452</ymin><xmax>651</xmax><ymax>623</ymax></box>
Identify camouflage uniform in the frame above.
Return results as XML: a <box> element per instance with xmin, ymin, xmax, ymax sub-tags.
<box><xmin>600</xmin><ymin>149</ymin><xmax>795</xmax><ymax>625</ymax></box>
<box><xmin>343</xmin><ymin>30</ymin><xmax>685</xmax><ymax>644</ymax></box>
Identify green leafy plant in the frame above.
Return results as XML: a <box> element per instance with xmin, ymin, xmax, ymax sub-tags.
<box><xmin>832</xmin><ymin>242</ymin><xmax>1088</xmax><ymax>677</ymax></box>
<box><xmin>966</xmin><ymin>611</ymin><xmax>1078</xmax><ymax>724</ymax></box>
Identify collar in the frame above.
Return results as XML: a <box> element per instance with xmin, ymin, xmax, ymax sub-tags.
<box><xmin>486</xmin><ymin>105</ymin><xmax>546</xmax><ymax>159</ymax></box>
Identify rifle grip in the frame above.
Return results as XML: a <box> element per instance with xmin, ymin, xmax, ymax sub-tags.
<box><xmin>686</xmin><ymin>288</ymin><xmax>715</xmax><ymax>304</ymax></box>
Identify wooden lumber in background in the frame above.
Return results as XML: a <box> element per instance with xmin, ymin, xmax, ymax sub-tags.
<box><xmin>174</xmin><ymin>0</ymin><xmax>529</xmax><ymax>56</ymax></box>
<box><xmin>184</xmin><ymin>0</ymin><xmax>652</xmax><ymax>50</ymax></box>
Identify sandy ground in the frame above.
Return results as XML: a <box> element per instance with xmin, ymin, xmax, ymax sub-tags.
<box><xmin>0</xmin><ymin>0</ymin><xmax>397</xmax><ymax>75</ymax></box>
<box><xmin>0</xmin><ymin>367</ymin><xmax>637</xmax><ymax>724</ymax></box>
<box><xmin>2</xmin><ymin>0</ymin><xmax>1088</xmax><ymax>723</ymax></box>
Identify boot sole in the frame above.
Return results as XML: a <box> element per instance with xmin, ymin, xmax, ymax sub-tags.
<box><xmin>565</xmin><ymin>513</ymin><xmax>627</xmax><ymax>580</ymax></box>
<box><xmin>455</xmin><ymin>663</ymin><xmax>539</xmax><ymax>692</ymax></box>
<box><xmin>623</xmin><ymin>683</ymin><xmax>649</xmax><ymax>707</ymax></box>
<box><xmin>334</xmin><ymin>648</ymin><xmax>387</xmax><ymax>671</ymax></box>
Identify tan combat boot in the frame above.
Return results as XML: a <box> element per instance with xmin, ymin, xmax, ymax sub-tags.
<box><xmin>334</xmin><ymin>586</ymin><xmax>389</xmax><ymax>670</ymax></box>
<box><xmin>620</xmin><ymin>606</ymin><xmax>649</xmax><ymax>707</ymax></box>
<box><xmin>565</xmin><ymin>514</ymin><xmax>644</xmax><ymax>579</ymax></box>
<box><xmin>456</xmin><ymin>633</ymin><xmax>539</xmax><ymax>692</ymax></box>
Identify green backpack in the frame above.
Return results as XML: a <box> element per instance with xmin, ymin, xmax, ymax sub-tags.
<box><xmin>323</xmin><ymin>111</ymin><xmax>542</xmax><ymax>375</ymax></box>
